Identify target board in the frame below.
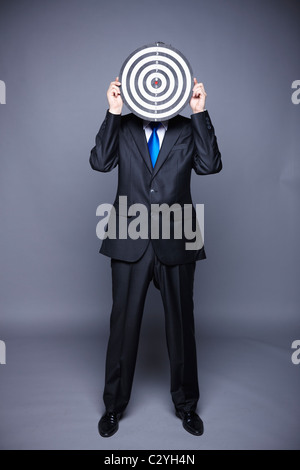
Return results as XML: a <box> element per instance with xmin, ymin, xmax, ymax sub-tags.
<box><xmin>119</xmin><ymin>42</ymin><xmax>193</xmax><ymax>121</ymax></box>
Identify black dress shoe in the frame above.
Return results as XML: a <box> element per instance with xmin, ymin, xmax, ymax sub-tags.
<box><xmin>98</xmin><ymin>411</ymin><xmax>121</xmax><ymax>438</ymax></box>
<box><xmin>176</xmin><ymin>410</ymin><xmax>204</xmax><ymax>436</ymax></box>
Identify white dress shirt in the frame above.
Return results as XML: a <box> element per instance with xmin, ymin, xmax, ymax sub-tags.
<box><xmin>143</xmin><ymin>120</ymin><xmax>169</xmax><ymax>148</ymax></box>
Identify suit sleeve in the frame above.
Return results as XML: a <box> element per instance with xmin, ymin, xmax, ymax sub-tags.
<box><xmin>89</xmin><ymin>110</ymin><xmax>121</xmax><ymax>172</ymax></box>
<box><xmin>191</xmin><ymin>110</ymin><xmax>222</xmax><ymax>175</ymax></box>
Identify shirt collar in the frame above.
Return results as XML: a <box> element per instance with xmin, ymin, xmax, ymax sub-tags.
<box><xmin>143</xmin><ymin>120</ymin><xmax>168</xmax><ymax>131</ymax></box>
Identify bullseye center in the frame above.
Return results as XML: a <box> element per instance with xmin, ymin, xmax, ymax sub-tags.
<box><xmin>151</xmin><ymin>77</ymin><xmax>162</xmax><ymax>89</ymax></box>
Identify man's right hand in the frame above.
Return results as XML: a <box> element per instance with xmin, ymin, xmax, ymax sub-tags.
<box><xmin>107</xmin><ymin>77</ymin><xmax>123</xmax><ymax>115</ymax></box>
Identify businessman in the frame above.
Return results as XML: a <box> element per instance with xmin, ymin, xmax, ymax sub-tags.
<box><xmin>90</xmin><ymin>73</ymin><xmax>222</xmax><ymax>438</ymax></box>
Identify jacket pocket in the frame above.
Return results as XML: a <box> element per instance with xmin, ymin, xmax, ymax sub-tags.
<box><xmin>173</xmin><ymin>144</ymin><xmax>188</xmax><ymax>150</ymax></box>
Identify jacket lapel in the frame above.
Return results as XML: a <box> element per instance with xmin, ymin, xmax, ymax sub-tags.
<box><xmin>151</xmin><ymin>116</ymin><xmax>182</xmax><ymax>180</ymax></box>
<box><xmin>127</xmin><ymin>115</ymin><xmax>153</xmax><ymax>174</ymax></box>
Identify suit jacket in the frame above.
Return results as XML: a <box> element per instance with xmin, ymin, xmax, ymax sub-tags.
<box><xmin>90</xmin><ymin>110</ymin><xmax>222</xmax><ymax>265</ymax></box>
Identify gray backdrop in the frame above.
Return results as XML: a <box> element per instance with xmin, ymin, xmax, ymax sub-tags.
<box><xmin>0</xmin><ymin>0</ymin><xmax>300</xmax><ymax>450</ymax></box>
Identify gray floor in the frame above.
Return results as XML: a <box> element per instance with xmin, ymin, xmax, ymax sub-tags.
<box><xmin>0</xmin><ymin>335</ymin><xmax>299</xmax><ymax>450</ymax></box>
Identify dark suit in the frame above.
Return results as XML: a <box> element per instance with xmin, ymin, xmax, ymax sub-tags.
<box><xmin>90</xmin><ymin>110</ymin><xmax>222</xmax><ymax>414</ymax></box>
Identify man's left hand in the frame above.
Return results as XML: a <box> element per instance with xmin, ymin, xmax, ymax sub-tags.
<box><xmin>189</xmin><ymin>78</ymin><xmax>207</xmax><ymax>113</ymax></box>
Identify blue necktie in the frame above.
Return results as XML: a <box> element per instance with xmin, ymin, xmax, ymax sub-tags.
<box><xmin>148</xmin><ymin>122</ymin><xmax>161</xmax><ymax>168</ymax></box>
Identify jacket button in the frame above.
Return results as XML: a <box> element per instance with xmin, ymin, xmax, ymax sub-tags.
<box><xmin>150</xmin><ymin>189</ymin><xmax>155</xmax><ymax>193</ymax></box>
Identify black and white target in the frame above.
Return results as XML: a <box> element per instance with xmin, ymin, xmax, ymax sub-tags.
<box><xmin>119</xmin><ymin>42</ymin><xmax>193</xmax><ymax>121</ymax></box>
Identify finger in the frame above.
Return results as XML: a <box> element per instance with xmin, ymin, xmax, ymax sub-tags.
<box><xmin>193</xmin><ymin>77</ymin><xmax>198</xmax><ymax>85</ymax></box>
<box><xmin>192</xmin><ymin>88</ymin><xmax>202</xmax><ymax>98</ymax></box>
<box><xmin>110</xmin><ymin>83</ymin><xmax>121</xmax><ymax>91</ymax></box>
<box><xmin>110</xmin><ymin>85</ymin><xmax>121</xmax><ymax>96</ymax></box>
<box><xmin>193</xmin><ymin>85</ymin><xmax>207</xmax><ymax>97</ymax></box>
<box><xmin>193</xmin><ymin>92</ymin><xmax>206</xmax><ymax>99</ymax></box>
<box><xmin>110</xmin><ymin>80</ymin><xmax>121</xmax><ymax>87</ymax></box>
<box><xmin>198</xmin><ymin>83</ymin><xmax>206</xmax><ymax>94</ymax></box>
<box><xmin>193</xmin><ymin>83</ymin><xmax>205</xmax><ymax>91</ymax></box>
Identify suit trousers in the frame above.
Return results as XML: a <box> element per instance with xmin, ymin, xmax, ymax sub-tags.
<box><xmin>103</xmin><ymin>241</ymin><xmax>200</xmax><ymax>414</ymax></box>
